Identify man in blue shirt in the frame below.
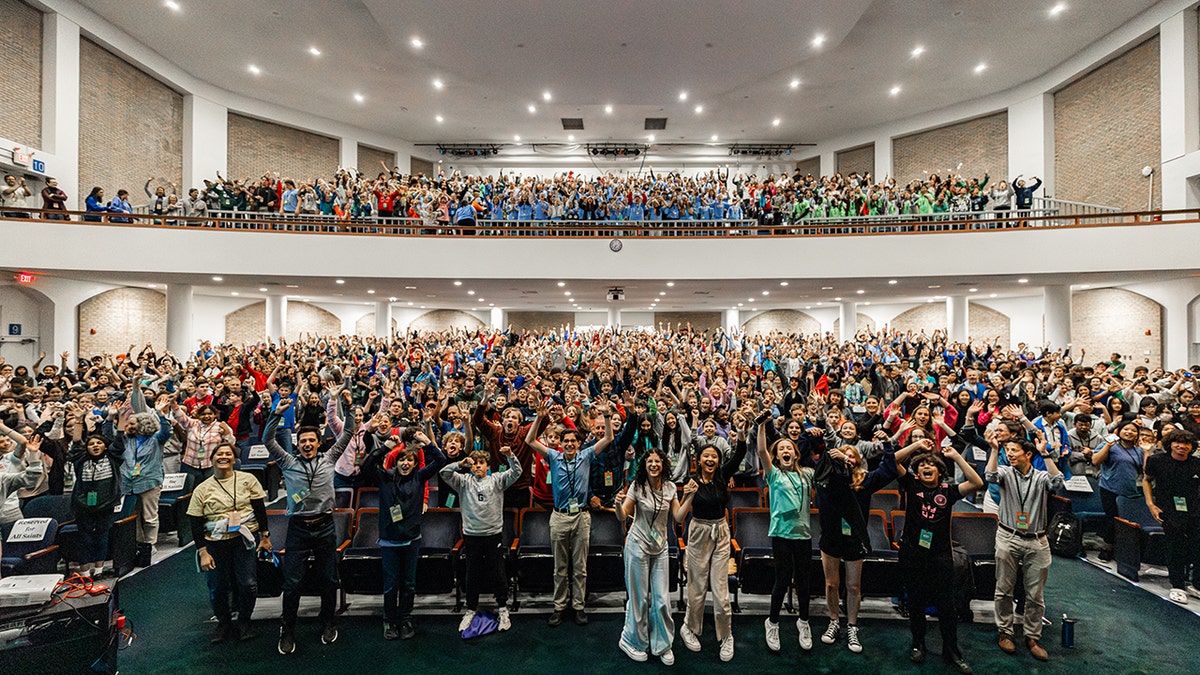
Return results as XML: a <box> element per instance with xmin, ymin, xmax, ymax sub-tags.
<box><xmin>526</xmin><ymin>401</ymin><xmax>614</xmax><ymax>627</ymax></box>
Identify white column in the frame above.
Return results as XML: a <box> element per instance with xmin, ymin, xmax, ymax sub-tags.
<box><xmin>41</xmin><ymin>13</ymin><xmax>80</xmax><ymax>209</ymax></box>
<box><xmin>819</xmin><ymin>150</ymin><xmax>836</xmax><ymax>178</ymax></box>
<box><xmin>1043</xmin><ymin>285</ymin><xmax>1072</xmax><ymax>350</ymax></box>
<box><xmin>489</xmin><ymin>307</ymin><xmax>506</xmax><ymax>331</ymax></box>
<box><xmin>1162</xmin><ymin>9</ymin><xmax>1200</xmax><ymax>164</ymax></box>
<box><xmin>1008</xmin><ymin>93</ymin><xmax>1055</xmax><ymax>197</ymax></box>
<box><xmin>265</xmin><ymin>295</ymin><xmax>288</xmax><ymax>342</ymax></box>
<box><xmin>374</xmin><ymin>301</ymin><xmax>393</xmax><ymax>338</ymax></box>
<box><xmin>723</xmin><ymin>309</ymin><xmax>740</xmax><ymax>331</ymax></box>
<box><xmin>873</xmin><ymin>136</ymin><xmax>893</xmax><ymax>179</ymax></box>
<box><xmin>166</xmin><ymin>284</ymin><xmax>193</xmax><ymax>357</ymax></box>
<box><xmin>606</xmin><ymin>307</ymin><xmax>621</xmax><ymax>329</ymax></box>
<box><xmin>946</xmin><ymin>295</ymin><xmax>969</xmax><ymax>343</ymax></box>
<box><xmin>340</xmin><ymin>137</ymin><xmax>359</xmax><ymax>171</ymax></box>
<box><xmin>839</xmin><ymin>302</ymin><xmax>857</xmax><ymax>343</ymax></box>
<box><xmin>183</xmin><ymin>95</ymin><xmax>228</xmax><ymax>192</ymax></box>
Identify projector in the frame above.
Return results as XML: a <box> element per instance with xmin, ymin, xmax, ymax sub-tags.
<box><xmin>607</xmin><ymin>288</ymin><xmax>624</xmax><ymax>302</ymax></box>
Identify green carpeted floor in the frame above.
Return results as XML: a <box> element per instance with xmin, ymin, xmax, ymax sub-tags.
<box><xmin>118</xmin><ymin>550</ymin><xmax>1200</xmax><ymax>674</ymax></box>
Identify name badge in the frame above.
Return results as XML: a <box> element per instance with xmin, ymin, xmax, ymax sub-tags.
<box><xmin>649</xmin><ymin>529</ymin><xmax>663</xmax><ymax>547</ymax></box>
<box><xmin>131</xmin><ymin>463</ymin><xmax>142</xmax><ymax>477</ymax></box>
<box><xmin>604</xmin><ymin>471</ymin><xmax>614</xmax><ymax>487</ymax></box>
<box><xmin>918</xmin><ymin>529</ymin><xmax>933</xmax><ymax>549</ymax></box>
<box><xmin>544</xmin><ymin>469</ymin><xmax>553</xmax><ymax>485</ymax></box>
<box><xmin>445</xmin><ymin>493</ymin><xmax>456</xmax><ymax>508</ymax></box>
<box><xmin>1015</xmin><ymin>511</ymin><xmax>1030</xmax><ymax>530</ymax></box>
<box><xmin>227</xmin><ymin>510</ymin><xmax>241</xmax><ymax>533</ymax></box>
<box><xmin>973</xmin><ymin>447</ymin><xmax>988</xmax><ymax>462</ymax></box>
<box><xmin>86</xmin><ymin>491</ymin><xmax>98</xmax><ymax>507</ymax></box>
<box><xmin>568</xmin><ymin>500</ymin><xmax>580</xmax><ymax>515</ymax></box>
<box><xmin>390</xmin><ymin>504</ymin><xmax>404</xmax><ymax>522</ymax></box>
<box><xmin>1174</xmin><ymin>496</ymin><xmax>1188</xmax><ymax>512</ymax></box>
<box><xmin>841</xmin><ymin>518</ymin><xmax>852</xmax><ymax>536</ymax></box>
<box><xmin>292</xmin><ymin>488</ymin><xmax>311</xmax><ymax>504</ymax></box>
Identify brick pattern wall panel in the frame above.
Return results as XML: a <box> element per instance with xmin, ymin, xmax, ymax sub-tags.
<box><xmin>354</xmin><ymin>312</ymin><xmax>397</xmax><ymax>337</ymax></box>
<box><xmin>357</xmin><ymin>145</ymin><xmax>396</xmax><ymax>175</ymax></box>
<box><xmin>226</xmin><ymin>113</ymin><xmax>338</xmax><ymax>185</ymax></box>
<box><xmin>893</xmin><ymin>112</ymin><xmax>1008</xmax><ymax>187</ymax></box>
<box><xmin>409</xmin><ymin>309</ymin><xmax>486</xmax><ymax>332</ymax></box>
<box><xmin>653</xmin><ymin>311</ymin><xmax>720</xmax><ymax>332</ymax></box>
<box><xmin>225</xmin><ymin>302</ymin><xmax>266</xmax><ymax>346</ymax></box>
<box><xmin>831</xmin><ymin>313</ymin><xmax>876</xmax><ymax>334</ymax></box>
<box><xmin>835</xmin><ymin>144</ymin><xmax>874</xmax><ymax>178</ymax></box>
<box><xmin>410</xmin><ymin>156</ymin><xmax>435</xmax><ymax>178</ymax></box>
<box><xmin>285</xmin><ymin>303</ymin><xmax>340</xmax><ymax>341</ymax></box>
<box><xmin>1071</xmin><ymin>288</ymin><xmax>1162</xmax><ymax>369</ymax></box>
<box><xmin>967</xmin><ymin>303</ymin><xmax>1011</xmax><ymax>348</ymax></box>
<box><xmin>78</xmin><ymin>288</ymin><xmax>166</xmax><ymax>357</ymax></box>
<box><xmin>507</xmin><ymin>311</ymin><xmax>572</xmax><ymax>333</ymax></box>
<box><xmin>79</xmin><ymin>38</ymin><xmax>183</xmax><ymax>200</ymax></box>
<box><xmin>742</xmin><ymin>310</ymin><xmax>822</xmax><ymax>337</ymax></box>
<box><xmin>0</xmin><ymin>0</ymin><xmax>42</xmax><ymax>147</ymax></box>
<box><xmin>1054</xmin><ymin>37</ymin><xmax>1161</xmax><ymax>211</ymax></box>
<box><xmin>886</xmin><ymin>304</ymin><xmax>946</xmax><ymax>336</ymax></box>
<box><xmin>795</xmin><ymin>156</ymin><xmax>821</xmax><ymax>178</ymax></box>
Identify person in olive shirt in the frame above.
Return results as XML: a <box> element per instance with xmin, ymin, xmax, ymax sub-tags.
<box><xmin>1143</xmin><ymin>430</ymin><xmax>1200</xmax><ymax>604</ymax></box>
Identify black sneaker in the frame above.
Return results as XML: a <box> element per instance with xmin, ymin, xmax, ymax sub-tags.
<box><xmin>909</xmin><ymin>644</ymin><xmax>927</xmax><ymax>664</ymax></box>
<box><xmin>574</xmin><ymin>609</ymin><xmax>588</xmax><ymax>626</ymax></box>
<box><xmin>321</xmin><ymin>623</ymin><xmax>339</xmax><ymax>645</ymax></box>
<box><xmin>238</xmin><ymin>624</ymin><xmax>257</xmax><ymax>642</ymax></box>
<box><xmin>211</xmin><ymin>622</ymin><xmax>233</xmax><ymax>644</ymax></box>
<box><xmin>943</xmin><ymin>652</ymin><xmax>973</xmax><ymax>674</ymax></box>
<box><xmin>547</xmin><ymin>611</ymin><xmax>563</xmax><ymax>627</ymax></box>
<box><xmin>383</xmin><ymin>623</ymin><xmax>400</xmax><ymax>641</ymax></box>
<box><xmin>277</xmin><ymin>627</ymin><xmax>296</xmax><ymax>655</ymax></box>
<box><xmin>400</xmin><ymin>620</ymin><xmax>416</xmax><ymax>640</ymax></box>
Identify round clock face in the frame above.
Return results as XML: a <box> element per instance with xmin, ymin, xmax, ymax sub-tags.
<box><xmin>609</xmin><ymin>238</ymin><xmax>623</xmax><ymax>252</ymax></box>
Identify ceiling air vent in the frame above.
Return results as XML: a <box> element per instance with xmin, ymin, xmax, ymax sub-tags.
<box><xmin>561</xmin><ymin>118</ymin><xmax>584</xmax><ymax>130</ymax></box>
<box><xmin>644</xmin><ymin>118</ymin><xmax>667</xmax><ymax>130</ymax></box>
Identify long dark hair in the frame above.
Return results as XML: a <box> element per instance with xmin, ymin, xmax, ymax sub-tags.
<box><xmin>633</xmin><ymin>447</ymin><xmax>670</xmax><ymax>488</ymax></box>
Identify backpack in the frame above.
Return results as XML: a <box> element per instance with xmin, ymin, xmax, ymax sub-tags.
<box><xmin>461</xmin><ymin>611</ymin><xmax>498</xmax><ymax>640</ymax></box>
<box><xmin>1047</xmin><ymin>511</ymin><xmax>1083</xmax><ymax>558</ymax></box>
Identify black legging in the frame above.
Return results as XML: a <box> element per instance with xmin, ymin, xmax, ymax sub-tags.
<box><xmin>900</xmin><ymin>546</ymin><xmax>960</xmax><ymax>656</ymax></box>
<box><xmin>1099</xmin><ymin>486</ymin><xmax>1120</xmax><ymax>547</ymax></box>
<box><xmin>769</xmin><ymin>536</ymin><xmax>810</xmax><ymax>622</ymax></box>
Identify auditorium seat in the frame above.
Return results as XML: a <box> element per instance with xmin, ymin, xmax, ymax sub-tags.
<box><xmin>587</xmin><ymin>511</ymin><xmax>625</xmax><ymax>596</ymax></box>
<box><xmin>2</xmin><ymin>517</ymin><xmax>60</xmax><ymax>576</ymax></box>
<box><xmin>416</xmin><ymin>508</ymin><xmax>462</xmax><ymax>607</ymax></box>
<box><xmin>340</xmin><ymin>508</ymin><xmax>382</xmax><ymax>595</ymax></box>
<box><xmin>862</xmin><ymin>509</ymin><xmax>902</xmax><ymax>597</ymax></box>
<box><xmin>869</xmin><ymin>490</ymin><xmax>901</xmax><ymax>516</ymax></box>
<box><xmin>157</xmin><ymin>473</ymin><xmax>196</xmax><ymax>547</ymax></box>
<box><xmin>951</xmin><ymin>512</ymin><xmax>998</xmax><ymax>599</ymax></box>
<box><xmin>241</xmin><ymin>444</ymin><xmax>281</xmax><ymax>502</ymax></box>
<box><xmin>511</xmin><ymin>508</ymin><xmax>553</xmax><ymax>605</ymax></box>
<box><xmin>730</xmin><ymin>507</ymin><xmax>772</xmax><ymax>609</ymax></box>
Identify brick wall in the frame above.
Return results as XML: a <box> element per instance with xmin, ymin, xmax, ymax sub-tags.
<box><xmin>795</xmin><ymin>156</ymin><xmax>821</xmax><ymax>178</ymax></box>
<box><xmin>224</xmin><ymin>301</ymin><xmax>341</xmax><ymax>344</ymax></box>
<box><xmin>226</xmin><ymin>113</ymin><xmax>338</xmax><ymax>184</ymax></box>
<box><xmin>653</xmin><ymin>311</ymin><xmax>720</xmax><ymax>331</ymax></box>
<box><xmin>357</xmin><ymin>145</ymin><xmax>396</xmax><ymax>175</ymax></box>
<box><xmin>967</xmin><ymin>303</ymin><xmax>1011</xmax><ymax>347</ymax></box>
<box><xmin>1054</xmin><ymin>37</ymin><xmax>1161</xmax><ymax>211</ymax></box>
<box><xmin>410</xmin><ymin>156</ymin><xmax>435</xmax><ymax>178</ymax></box>
<box><xmin>836</xmin><ymin>144</ymin><xmax>874</xmax><ymax>177</ymax></box>
<box><xmin>409</xmin><ymin>309</ymin><xmax>485</xmax><ymax>331</ymax></box>
<box><xmin>1071</xmin><ymin>288</ymin><xmax>1162</xmax><ymax>368</ymax></box>
<box><xmin>893</xmin><ymin>112</ymin><xmax>1008</xmax><ymax>187</ymax></box>
<box><xmin>77</xmin><ymin>288</ymin><xmax>166</xmax><ymax>356</ymax></box>
<box><xmin>79</xmin><ymin>38</ymin><xmax>183</xmax><ymax>201</ymax></box>
<box><xmin>354</xmin><ymin>312</ymin><xmax>397</xmax><ymax>336</ymax></box>
<box><xmin>832</xmin><ymin>313</ymin><xmax>876</xmax><ymax>334</ymax></box>
<box><xmin>741</xmin><ymin>310</ymin><xmax>821</xmax><ymax>336</ymax></box>
<box><xmin>882</xmin><ymin>303</ymin><xmax>1011</xmax><ymax>345</ymax></box>
<box><xmin>508</xmin><ymin>311</ymin><xmax>572</xmax><ymax>332</ymax></box>
<box><xmin>0</xmin><ymin>0</ymin><xmax>42</xmax><ymax>148</ymax></box>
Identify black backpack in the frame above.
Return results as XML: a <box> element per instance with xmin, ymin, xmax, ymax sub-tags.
<box><xmin>1048</xmin><ymin>511</ymin><xmax>1083</xmax><ymax>558</ymax></box>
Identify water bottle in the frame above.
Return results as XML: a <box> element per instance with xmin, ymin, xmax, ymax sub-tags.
<box><xmin>1061</xmin><ymin>613</ymin><xmax>1077</xmax><ymax>648</ymax></box>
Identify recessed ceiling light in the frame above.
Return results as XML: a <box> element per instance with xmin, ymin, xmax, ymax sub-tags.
<box><xmin>1018</xmin><ymin>278</ymin><xmax>1029</xmax><ymax>283</ymax></box>
<box><xmin>973</xmin><ymin>63</ymin><xmax>988</xmax><ymax>75</ymax></box>
<box><xmin>542</xmin><ymin>91</ymin><xmax>552</xmax><ymax>101</ymax></box>
<box><xmin>259</xmin><ymin>287</ymin><xmax>267</xmax><ymax>292</ymax></box>
<box><xmin>468</xmin><ymin>290</ymin><xmax>475</xmax><ymax>295</ymax></box>
<box><xmin>353</xmin><ymin>93</ymin><xmax>365</xmax><ymax>103</ymax></box>
<box><xmin>432</xmin><ymin>78</ymin><xmax>444</xmax><ymax>89</ymax></box>
<box><xmin>678</xmin><ymin>91</ymin><xmax>688</xmax><ymax>101</ymax></box>
<box><xmin>477</xmin><ymin>298</ymin><xmax>484</xmax><ymax>302</ymax></box>
<box><xmin>1049</xmin><ymin>2</ymin><xmax>1067</xmax><ymax>17</ymax></box>
<box><xmin>647</xmin><ymin>134</ymin><xmax>655</xmax><ymax>142</ymax></box>
<box><xmin>411</xmin><ymin>37</ymin><xmax>424</xmax><ymax>49</ymax></box>
<box><xmin>405</xmin><ymin>286</ymin><xmax>416</xmax><ymax>290</ymax></box>
<box><xmin>762</xmin><ymin>290</ymin><xmax>769</xmax><ymax>296</ymax></box>
<box><xmin>336</xmin><ymin>279</ymin><xmax>345</xmax><ymax>284</ymax></box>
<box><xmin>659</xmin><ymin>291</ymin><xmax>666</xmax><ymax>296</ymax></box>
<box><xmin>564</xmin><ymin>291</ymin><xmax>572</xmax><ymax>296</ymax></box>
<box><xmin>453</xmin><ymin>281</ymin><xmax>462</xmax><ymax>286</ymax></box>
<box><xmin>989</xmin><ymin>293</ymin><xmax>998</xmax><ymax>298</ymax></box>
<box><xmin>779</xmin><ymin>281</ymin><xmax>788</xmax><ymax>286</ymax></box>
<box><xmin>164</xmin><ymin>0</ymin><xmax>181</xmax><ymax>10</ymax></box>
<box><xmin>856</xmin><ymin>289</ymin><xmax>865</xmax><ymax>294</ymax></box>
<box><xmin>231</xmin><ymin>291</ymin><xmax>239</xmax><ymax>296</ymax></box>
<box><xmin>738</xmin><ymin>303</ymin><xmax>743</xmax><ymax>307</ymax></box>
<box><xmin>666</xmin><ymin>282</ymin><xmax>675</xmax><ymax>287</ymax></box>
<box><xmin>286</xmin><ymin>284</ymin><xmax>299</xmax><ymax>288</ymax></box>
<box><xmin>834</xmin><ymin>297</ymin><xmax>842</xmax><ymax>301</ymax></box>
<box><xmin>567</xmin><ymin>134</ymin><xmax>574</xmax><ymax>141</ymax></box>
<box><xmin>821</xmin><ymin>286</ymin><xmax>833</xmax><ymax>290</ymax></box>
<box><xmin>557</xmin><ymin>281</ymin><xmax>565</xmax><ymax>287</ymax></box>
<box><xmin>968</xmin><ymin>288</ymin><xmax>978</xmax><ymax>293</ymax></box>
<box><xmin>528</xmin><ymin>104</ymin><xmax>537</xmax><ymax>113</ymax></box>
<box><xmin>928</xmin><ymin>285</ymin><xmax>941</xmax><ymax>289</ymax></box>
<box><xmin>816</xmin><ymin>302</ymin><xmax>823</xmax><ymax>306</ymax></box>
<box><xmin>812</xmin><ymin>34</ymin><xmax>826</xmax><ymax>47</ymax></box>
<box><xmin>911</xmin><ymin>45</ymin><xmax>925</xmax><ymax>58</ymax></box>
<box><xmin>694</xmin><ymin>105</ymin><xmax>703</xmax><ymax>114</ymax></box>
<box><xmin>308</xmin><ymin>46</ymin><xmax>321</xmax><ymax>56</ymax></box>
<box><xmin>1080</xmin><ymin>284</ymin><xmax>1091</xmax><ymax>289</ymax></box>
<box><xmin>514</xmin><ymin>135</ymin><xmax>521</xmax><ymax>142</ymax></box>
<box><xmin>890</xmin><ymin>85</ymin><xmax>901</xmax><ymax>96</ymax></box>
<box><xmin>388</xmin><ymin>296</ymin><xmax>396</xmax><ymax>302</ymax></box>
<box><xmin>864</xmin><ymin>302</ymin><xmax>871</xmax><ymax>306</ymax></box>
<box><xmin>604</xmin><ymin>104</ymin><xmax>613</xmax><ymax>114</ymax></box>
<box><xmin>489</xmin><ymin>303</ymin><xmax>494</xmax><ymax>307</ymax></box>
<box><xmin>789</xmin><ymin>78</ymin><xmax>800</xmax><ymax>89</ymax></box>
<box><xmin>805</xmin><ymin>306</ymin><xmax>812</xmax><ymax>309</ymax></box>
<box><xmin>367</xmin><ymin>289</ymin><xmax>375</xmax><ymax>294</ymax></box>
<box><xmin>711</xmin><ymin>134</ymin><xmax>718</xmax><ymax>141</ymax></box>
<box><xmin>888</xmin><ymin>279</ymin><xmax>897</xmax><ymax>285</ymax></box>
<box><xmin>772</xmin><ymin>118</ymin><xmax>781</xmax><ymax>127</ymax></box>
<box><xmin>247</xmin><ymin>64</ymin><xmax>261</xmax><ymax>75</ymax></box>
<box><xmin>435</xmin><ymin>115</ymin><xmax>444</xmax><ymax>123</ymax></box>
<box><xmin>212</xmin><ymin>276</ymin><xmax>223</xmax><ymax>282</ymax></box>
<box><xmin>419</xmin><ymin>305</ymin><xmax>425</xmax><ymax>309</ymax></box>
<box><xmin>748</xmin><ymin>298</ymin><xmax>755</xmax><ymax>303</ymax></box>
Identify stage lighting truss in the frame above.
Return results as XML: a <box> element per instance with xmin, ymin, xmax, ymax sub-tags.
<box><xmin>436</xmin><ymin>144</ymin><xmax>502</xmax><ymax>157</ymax></box>
<box><xmin>585</xmin><ymin>143</ymin><xmax>649</xmax><ymax>158</ymax></box>
<box><xmin>728</xmin><ymin>143</ymin><xmax>795</xmax><ymax>157</ymax></box>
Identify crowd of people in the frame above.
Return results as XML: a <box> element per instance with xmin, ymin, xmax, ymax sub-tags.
<box><xmin>14</xmin><ymin>163</ymin><xmax>1048</xmax><ymax>229</ymax></box>
<box><xmin>1</xmin><ymin>324</ymin><xmax>1197</xmax><ymax>672</ymax></box>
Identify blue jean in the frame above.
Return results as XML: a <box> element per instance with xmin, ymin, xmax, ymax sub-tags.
<box><xmin>275</xmin><ymin>428</ymin><xmax>294</xmax><ymax>455</ymax></box>
<box><xmin>181</xmin><ymin>463</ymin><xmax>213</xmax><ymax>485</ymax></box>
<box><xmin>382</xmin><ymin>543</ymin><xmax>421</xmax><ymax>623</ymax></box>
<box><xmin>621</xmin><ymin>539</ymin><xmax>674</xmax><ymax>656</ymax></box>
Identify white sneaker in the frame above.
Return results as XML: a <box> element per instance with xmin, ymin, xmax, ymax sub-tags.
<box><xmin>497</xmin><ymin>607</ymin><xmax>511</xmax><ymax>632</ymax></box>
<box><xmin>1186</xmin><ymin>585</ymin><xmax>1200</xmax><ymax>600</ymax></box>
<box><xmin>679</xmin><ymin>624</ymin><xmax>701</xmax><ymax>652</ymax></box>
<box><xmin>660</xmin><ymin>649</ymin><xmax>675</xmax><ymax>666</ymax></box>
<box><xmin>719</xmin><ymin>635</ymin><xmax>735</xmax><ymax>662</ymax></box>
<box><xmin>764</xmin><ymin>618</ymin><xmax>780</xmax><ymax>652</ymax></box>
<box><xmin>619</xmin><ymin>637</ymin><xmax>648</xmax><ymax>662</ymax></box>
<box><xmin>797</xmin><ymin>618</ymin><xmax>813</xmax><ymax>651</ymax></box>
<box><xmin>1169</xmin><ymin>589</ymin><xmax>1189</xmax><ymax>605</ymax></box>
<box><xmin>821</xmin><ymin>618</ymin><xmax>840</xmax><ymax>644</ymax></box>
<box><xmin>458</xmin><ymin>610</ymin><xmax>475</xmax><ymax>632</ymax></box>
<box><xmin>846</xmin><ymin>624</ymin><xmax>862</xmax><ymax>653</ymax></box>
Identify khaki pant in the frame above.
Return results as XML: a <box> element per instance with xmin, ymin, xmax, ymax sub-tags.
<box><xmin>994</xmin><ymin>528</ymin><xmax>1052</xmax><ymax>640</ymax></box>
<box><xmin>550</xmin><ymin>509</ymin><xmax>590</xmax><ymax>611</ymax></box>
<box><xmin>135</xmin><ymin>487</ymin><xmax>162</xmax><ymax>545</ymax></box>
<box><xmin>684</xmin><ymin>517</ymin><xmax>732</xmax><ymax>642</ymax></box>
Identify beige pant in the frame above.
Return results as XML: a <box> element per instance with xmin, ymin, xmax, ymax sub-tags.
<box><xmin>684</xmin><ymin>517</ymin><xmax>732</xmax><ymax>642</ymax></box>
<box><xmin>135</xmin><ymin>487</ymin><xmax>162</xmax><ymax>545</ymax></box>
<box><xmin>550</xmin><ymin>509</ymin><xmax>590</xmax><ymax>611</ymax></box>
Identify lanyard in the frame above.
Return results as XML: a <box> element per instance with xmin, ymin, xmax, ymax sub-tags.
<box><xmin>133</xmin><ymin>435</ymin><xmax>155</xmax><ymax>465</ymax></box>
<box><xmin>1012</xmin><ymin>467</ymin><xmax>1035</xmax><ymax>514</ymax></box>
<box><xmin>561</xmin><ymin>454</ymin><xmax>579</xmax><ymax>502</ymax></box>
<box><xmin>299</xmin><ymin>456</ymin><xmax>321</xmax><ymax>491</ymax></box>
<box><xmin>214</xmin><ymin>474</ymin><xmax>237</xmax><ymax>511</ymax></box>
